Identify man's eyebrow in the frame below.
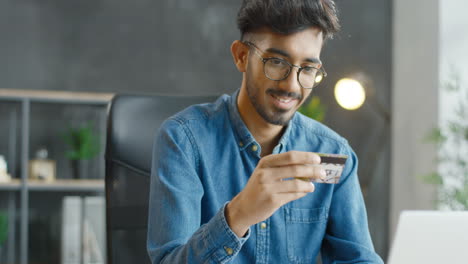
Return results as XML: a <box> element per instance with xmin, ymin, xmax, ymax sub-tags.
<box><xmin>265</xmin><ymin>47</ymin><xmax>290</xmax><ymax>58</ymax></box>
<box><xmin>265</xmin><ymin>47</ymin><xmax>322</xmax><ymax>64</ymax></box>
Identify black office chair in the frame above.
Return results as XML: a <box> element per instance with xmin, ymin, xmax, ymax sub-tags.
<box><xmin>105</xmin><ymin>94</ymin><xmax>217</xmax><ymax>264</ymax></box>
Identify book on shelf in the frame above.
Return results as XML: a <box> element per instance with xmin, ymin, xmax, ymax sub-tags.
<box><xmin>83</xmin><ymin>196</ymin><xmax>106</xmax><ymax>264</ymax></box>
<box><xmin>61</xmin><ymin>196</ymin><xmax>82</xmax><ymax>264</ymax></box>
<box><xmin>61</xmin><ymin>196</ymin><xmax>106</xmax><ymax>264</ymax></box>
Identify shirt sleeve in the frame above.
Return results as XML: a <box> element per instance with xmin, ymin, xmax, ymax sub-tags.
<box><xmin>320</xmin><ymin>145</ymin><xmax>384</xmax><ymax>264</ymax></box>
<box><xmin>147</xmin><ymin>119</ymin><xmax>250</xmax><ymax>264</ymax></box>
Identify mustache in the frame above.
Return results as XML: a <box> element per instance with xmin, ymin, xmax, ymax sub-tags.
<box><xmin>266</xmin><ymin>88</ymin><xmax>302</xmax><ymax>100</ymax></box>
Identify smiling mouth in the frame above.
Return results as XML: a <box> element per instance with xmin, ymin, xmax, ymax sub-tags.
<box><xmin>271</xmin><ymin>94</ymin><xmax>294</xmax><ymax>103</ymax></box>
<box><xmin>269</xmin><ymin>94</ymin><xmax>299</xmax><ymax>111</ymax></box>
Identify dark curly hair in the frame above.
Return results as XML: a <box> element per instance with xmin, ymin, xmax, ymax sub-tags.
<box><xmin>237</xmin><ymin>0</ymin><xmax>340</xmax><ymax>40</ymax></box>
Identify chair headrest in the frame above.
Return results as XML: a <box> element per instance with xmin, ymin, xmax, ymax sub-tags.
<box><xmin>105</xmin><ymin>94</ymin><xmax>217</xmax><ymax>175</ymax></box>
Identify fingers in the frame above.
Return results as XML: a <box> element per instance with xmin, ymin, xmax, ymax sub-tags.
<box><xmin>276</xmin><ymin>179</ymin><xmax>315</xmax><ymax>193</ymax></box>
<box><xmin>259</xmin><ymin>151</ymin><xmax>321</xmax><ymax>168</ymax></box>
<box><xmin>259</xmin><ymin>164</ymin><xmax>326</xmax><ymax>182</ymax></box>
<box><xmin>271</xmin><ymin>181</ymin><xmax>316</xmax><ymax>207</ymax></box>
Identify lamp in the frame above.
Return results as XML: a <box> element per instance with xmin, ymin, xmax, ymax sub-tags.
<box><xmin>334</xmin><ymin>74</ymin><xmax>390</xmax><ymax>122</ymax></box>
<box><xmin>335</xmin><ymin>78</ymin><xmax>366</xmax><ymax>110</ymax></box>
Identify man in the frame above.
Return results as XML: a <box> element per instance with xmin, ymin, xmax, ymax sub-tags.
<box><xmin>147</xmin><ymin>0</ymin><xmax>383</xmax><ymax>263</ymax></box>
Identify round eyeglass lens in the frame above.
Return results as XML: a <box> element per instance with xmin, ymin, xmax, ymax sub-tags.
<box><xmin>264</xmin><ymin>59</ymin><xmax>290</xmax><ymax>80</ymax></box>
<box><xmin>299</xmin><ymin>68</ymin><xmax>323</xmax><ymax>88</ymax></box>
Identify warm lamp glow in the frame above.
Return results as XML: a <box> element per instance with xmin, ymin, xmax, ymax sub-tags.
<box><xmin>315</xmin><ymin>74</ymin><xmax>323</xmax><ymax>84</ymax></box>
<box><xmin>334</xmin><ymin>78</ymin><xmax>366</xmax><ymax>110</ymax></box>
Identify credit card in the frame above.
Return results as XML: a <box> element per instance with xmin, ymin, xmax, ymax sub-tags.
<box><xmin>297</xmin><ymin>153</ymin><xmax>348</xmax><ymax>184</ymax></box>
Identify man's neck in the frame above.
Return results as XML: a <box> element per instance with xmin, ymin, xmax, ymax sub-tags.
<box><xmin>237</xmin><ymin>89</ymin><xmax>286</xmax><ymax>157</ymax></box>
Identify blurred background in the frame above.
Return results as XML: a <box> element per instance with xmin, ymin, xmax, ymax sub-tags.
<box><xmin>0</xmin><ymin>0</ymin><xmax>466</xmax><ymax>263</ymax></box>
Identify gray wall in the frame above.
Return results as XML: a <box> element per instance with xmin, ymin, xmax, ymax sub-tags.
<box><xmin>391</xmin><ymin>0</ymin><xmax>439</xmax><ymax>241</ymax></box>
<box><xmin>0</xmin><ymin>0</ymin><xmax>392</xmax><ymax>259</ymax></box>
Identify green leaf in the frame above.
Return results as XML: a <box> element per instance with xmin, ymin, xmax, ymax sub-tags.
<box><xmin>456</xmin><ymin>158</ymin><xmax>468</xmax><ymax>168</ymax></box>
<box><xmin>454</xmin><ymin>186</ymin><xmax>468</xmax><ymax>209</ymax></box>
<box><xmin>423</xmin><ymin>127</ymin><xmax>447</xmax><ymax>144</ymax></box>
<box><xmin>0</xmin><ymin>211</ymin><xmax>8</xmax><ymax>246</ymax></box>
<box><xmin>443</xmin><ymin>71</ymin><xmax>461</xmax><ymax>92</ymax></box>
<box><xmin>62</xmin><ymin>123</ymin><xmax>100</xmax><ymax>160</ymax></box>
<box><xmin>448</xmin><ymin>121</ymin><xmax>464</xmax><ymax>135</ymax></box>
<box><xmin>420</xmin><ymin>172</ymin><xmax>444</xmax><ymax>185</ymax></box>
<box><xmin>299</xmin><ymin>96</ymin><xmax>326</xmax><ymax>123</ymax></box>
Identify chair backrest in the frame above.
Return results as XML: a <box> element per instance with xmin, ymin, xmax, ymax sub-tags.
<box><xmin>105</xmin><ymin>94</ymin><xmax>217</xmax><ymax>264</ymax></box>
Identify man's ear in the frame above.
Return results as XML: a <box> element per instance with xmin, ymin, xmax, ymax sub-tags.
<box><xmin>231</xmin><ymin>40</ymin><xmax>249</xmax><ymax>73</ymax></box>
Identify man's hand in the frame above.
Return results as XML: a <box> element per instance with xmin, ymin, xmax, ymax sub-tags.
<box><xmin>225</xmin><ymin>151</ymin><xmax>325</xmax><ymax>237</ymax></box>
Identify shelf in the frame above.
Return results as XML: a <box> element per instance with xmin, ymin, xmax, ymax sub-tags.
<box><xmin>0</xmin><ymin>88</ymin><xmax>114</xmax><ymax>105</ymax></box>
<box><xmin>0</xmin><ymin>179</ymin><xmax>105</xmax><ymax>192</ymax></box>
<box><xmin>0</xmin><ymin>178</ymin><xmax>21</xmax><ymax>190</ymax></box>
<box><xmin>0</xmin><ymin>89</ymin><xmax>109</xmax><ymax>264</ymax></box>
<box><xmin>27</xmin><ymin>179</ymin><xmax>104</xmax><ymax>192</ymax></box>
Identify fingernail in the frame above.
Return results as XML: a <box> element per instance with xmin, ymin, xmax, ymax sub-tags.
<box><xmin>309</xmin><ymin>182</ymin><xmax>315</xmax><ymax>192</ymax></box>
<box><xmin>313</xmin><ymin>154</ymin><xmax>321</xmax><ymax>164</ymax></box>
<box><xmin>320</xmin><ymin>169</ymin><xmax>326</xmax><ymax>179</ymax></box>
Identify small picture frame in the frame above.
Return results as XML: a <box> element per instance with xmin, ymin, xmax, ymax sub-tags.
<box><xmin>29</xmin><ymin>159</ymin><xmax>56</xmax><ymax>182</ymax></box>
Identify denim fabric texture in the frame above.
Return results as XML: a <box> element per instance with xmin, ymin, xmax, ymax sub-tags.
<box><xmin>147</xmin><ymin>90</ymin><xmax>384</xmax><ymax>264</ymax></box>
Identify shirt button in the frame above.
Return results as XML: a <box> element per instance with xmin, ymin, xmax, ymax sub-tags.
<box><xmin>251</xmin><ymin>145</ymin><xmax>258</xmax><ymax>152</ymax></box>
<box><xmin>260</xmin><ymin>222</ymin><xmax>267</xmax><ymax>229</ymax></box>
<box><xmin>224</xmin><ymin>246</ymin><xmax>233</xmax><ymax>255</ymax></box>
<box><xmin>239</xmin><ymin>141</ymin><xmax>244</xmax><ymax>147</ymax></box>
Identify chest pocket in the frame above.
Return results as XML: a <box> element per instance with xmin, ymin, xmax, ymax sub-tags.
<box><xmin>284</xmin><ymin>207</ymin><xmax>328</xmax><ymax>264</ymax></box>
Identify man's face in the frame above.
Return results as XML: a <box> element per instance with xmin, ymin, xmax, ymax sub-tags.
<box><xmin>244</xmin><ymin>27</ymin><xmax>324</xmax><ymax>125</ymax></box>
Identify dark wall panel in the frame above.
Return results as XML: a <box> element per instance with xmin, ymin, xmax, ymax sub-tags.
<box><xmin>0</xmin><ymin>0</ymin><xmax>240</xmax><ymax>95</ymax></box>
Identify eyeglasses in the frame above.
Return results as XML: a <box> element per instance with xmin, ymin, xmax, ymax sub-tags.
<box><xmin>244</xmin><ymin>41</ymin><xmax>327</xmax><ymax>89</ymax></box>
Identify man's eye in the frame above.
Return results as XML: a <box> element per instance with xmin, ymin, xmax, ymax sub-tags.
<box><xmin>302</xmin><ymin>66</ymin><xmax>317</xmax><ymax>74</ymax></box>
<box><xmin>269</xmin><ymin>58</ymin><xmax>287</xmax><ymax>66</ymax></box>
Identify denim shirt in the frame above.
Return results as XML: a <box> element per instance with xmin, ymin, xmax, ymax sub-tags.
<box><xmin>147</xmin><ymin>90</ymin><xmax>383</xmax><ymax>264</ymax></box>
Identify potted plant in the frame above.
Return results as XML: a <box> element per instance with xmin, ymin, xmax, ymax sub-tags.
<box><xmin>62</xmin><ymin>123</ymin><xmax>100</xmax><ymax>179</ymax></box>
<box><xmin>0</xmin><ymin>211</ymin><xmax>7</xmax><ymax>260</ymax></box>
<box><xmin>299</xmin><ymin>96</ymin><xmax>326</xmax><ymax>122</ymax></box>
<box><xmin>422</xmin><ymin>72</ymin><xmax>468</xmax><ymax>210</ymax></box>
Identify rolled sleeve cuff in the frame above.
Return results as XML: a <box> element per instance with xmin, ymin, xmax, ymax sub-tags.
<box><xmin>204</xmin><ymin>202</ymin><xmax>250</xmax><ymax>263</ymax></box>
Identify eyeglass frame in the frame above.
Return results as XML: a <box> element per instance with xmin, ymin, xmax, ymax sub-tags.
<box><xmin>243</xmin><ymin>41</ymin><xmax>327</xmax><ymax>89</ymax></box>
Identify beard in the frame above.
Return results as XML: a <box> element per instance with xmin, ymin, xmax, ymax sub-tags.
<box><xmin>245</xmin><ymin>71</ymin><xmax>306</xmax><ymax>126</ymax></box>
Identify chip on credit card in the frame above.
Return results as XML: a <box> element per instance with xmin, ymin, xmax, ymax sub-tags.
<box><xmin>297</xmin><ymin>153</ymin><xmax>348</xmax><ymax>184</ymax></box>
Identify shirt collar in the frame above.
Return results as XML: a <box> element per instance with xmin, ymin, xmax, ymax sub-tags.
<box><xmin>227</xmin><ymin>89</ymin><xmax>296</xmax><ymax>152</ymax></box>
<box><xmin>228</xmin><ymin>89</ymin><xmax>256</xmax><ymax>151</ymax></box>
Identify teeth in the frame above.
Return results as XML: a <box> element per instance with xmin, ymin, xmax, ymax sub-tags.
<box><xmin>272</xmin><ymin>95</ymin><xmax>292</xmax><ymax>103</ymax></box>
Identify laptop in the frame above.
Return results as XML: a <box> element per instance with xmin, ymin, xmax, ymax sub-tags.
<box><xmin>387</xmin><ymin>210</ymin><xmax>468</xmax><ymax>264</ymax></box>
